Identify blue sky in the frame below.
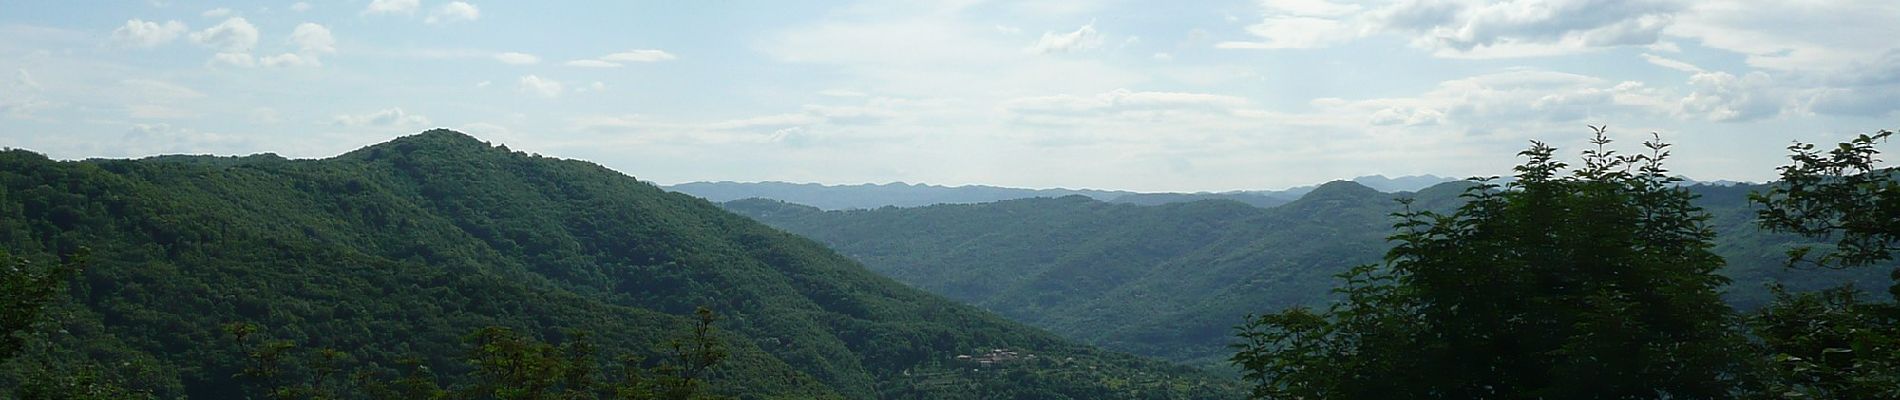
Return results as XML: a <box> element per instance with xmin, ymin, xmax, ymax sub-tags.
<box><xmin>1</xmin><ymin>0</ymin><xmax>1896</xmax><ymax>191</ymax></box>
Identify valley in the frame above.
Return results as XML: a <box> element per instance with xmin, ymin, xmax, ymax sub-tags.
<box><xmin>715</xmin><ymin>178</ymin><xmax>1893</xmax><ymax>366</ymax></box>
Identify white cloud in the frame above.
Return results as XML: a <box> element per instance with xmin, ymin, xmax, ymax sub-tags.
<box><xmin>764</xmin><ymin>6</ymin><xmax>1149</xmax><ymax>113</ymax></box>
<box><xmin>518</xmin><ymin>75</ymin><xmax>563</xmax><ymax>98</ymax></box>
<box><xmin>1264</xmin><ymin>0</ymin><xmax>1363</xmax><ymax>17</ymax></box>
<box><xmin>426</xmin><ymin>2</ymin><xmax>481</xmax><ymax>24</ymax></box>
<box><xmin>600</xmin><ymin>49</ymin><xmax>677</xmax><ymax>63</ymax></box>
<box><xmin>564</xmin><ymin>49</ymin><xmax>676</xmax><ymax>68</ymax></box>
<box><xmin>1003</xmin><ymin>89</ymin><xmax>1253</xmax><ymax>115</ymax></box>
<box><xmin>214</xmin><ymin>23</ymin><xmax>332</xmax><ymax>68</ymax></box>
<box><xmin>259</xmin><ymin>53</ymin><xmax>318</xmax><ymax>67</ymax></box>
<box><xmin>987</xmin><ymin>89</ymin><xmax>1287</xmax><ymax>149</ymax></box>
<box><xmin>1641</xmin><ymin>53</ymin><xmax>1702</xmax><ymax>73</ymax></box>
<box><xmin>252</xmin><ymin>107</ymin><xmax>281</xmax><ymax>124</ymax></box>
<box><xmin>121</xmin><ymin>79</ymin><xmax>206</xmax><ymax>101</ymax></box>
<box><xmin>202</xmin><ymin>8</ymin><xmax>232</xmax><ymax>18</ymax></box>
<box><xmin>111</xmin><ymin>19</ymin><xmax>188</xmax><ymax>48</ymax></box>
<box><xmin>572</xmin><ymin>97</ymin><xmax>917</xmax><ymax>148</ymax></box>
<box><xmin>190</xmin><ymin>17</ymin><xmax>258</xmax><ymax>53</ymax></box>
<box><xmin>1668</xmin><ymin>1</ymin><xmax>1900</xmax><ymax>71</ymax></box>
<box><xmin>564</xmin><ymin>59</ymin><xmax>621</xmax><ymax>68</ymax></box>
<box><xmin>40</xmin><ymin>0</ymin><xmax>1900</xmax><ymax>191</ymax></box>
<box><xmin>334</xmin><ymin>107</ymin><xmax>431</xmax><ymax>127</ymax></box>
<box><xmin>362</xmin><ymin>0</ymin><xmax>419</xmax><ymax>16</ymax></box>
<box><xmin>456</xmin><ymin>122</ymin><xmax>512</xmax><ymax>136</ymax></box>
<box><xmin>0</xmin><ymin>69</ymin><xmax>51</xmax><ymax>118</ymax></box>
<box><xmin>129</xmin><ymin>104</ymin><xmax>198</xmax><ymax>119</ymax></box>
<box><xmin>290</xmin><ymin>2</ymin><xmax>312</xmax><ymax>12</ymax></box>
<box><xmin>14</xmin><ymin>69</ymin><xmax>38</xmax><ymax>91</ymax></box>
<box><xmin>289</xmin><ymin>23</ymin><xmax>335</xmax><ymax>54</ymax></box>
<box><xmin>1367</xmin><ymin>106</ymin><xmax>1447</xmax><ymax>126</ymax></box>
<box><xmin>1218</xmin><ymin>16</ymin><xmax>1365</xmax><ymax>49</ymax></box>
<box><xmin>705</xmin><ymin>113</ymin><xmax>827</xmax><ymax>130</ymax></box>
<box><xmin>120</xmin><ymin>78</ymin><xmax>205</xmax><ymax>118</ymax></box>
<box><xmin>1801</xmin><ymin>49</ymin><xmax>1900</xmax><ymax>117</ymax></box>
<box><xmin>1313</xmin><ymin>70</ymin><xmax>1675</xmax><ymax>129</ymax></box>
<box><xmin>818</xmin><ymin>89</ymin><xmax>868</xmax><ymax>97</ymax></box>
<box><xmin>1027</xmin><ymin>22</ymin><xmax>1103</xmax><ymax>54</ymax></box>
<box><xmin>119</xmin><ymin>123</ymin><xmax>253</xmax><ymax>154</ymax></box>
<box><xmin>210</xmin><ymin>52</ymin><xmax>257</xmax><ymax>67</ymax></box>
<box><xmin>494</xmin><ymin>52</ymin><xmax>540</xmax><ymax>65</ymax></box>
<box><xmin>1390</xmin><ymin>0</ymin><xmax>1672</xmax><ymax>54</ymax></box>
<box><xmin>1676</xmin><ymin>70</ymin><xmax>1783</xmax><ymax>122</ymax></box>
<box><xmin>1223</xmin><ymin>0</ymin><xmax>1680</xmax><ymax>57</ymax></box>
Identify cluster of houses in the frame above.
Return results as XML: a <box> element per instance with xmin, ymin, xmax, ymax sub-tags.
<box><xmin>954</xmin><ymin>348</ymin><xmax>1037</xmax><ymax>367</ymax></box>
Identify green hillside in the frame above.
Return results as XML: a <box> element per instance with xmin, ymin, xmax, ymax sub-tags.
<box><xmin>663</xmin><ymin>174</ymin><xmax>1460</xmax><ymax>211</ymax></box>
<box><xmin>0</xmin><ymin>129</ymin><xmax>1239</xmax><ymax>399</ymax></box>
<box><xmin>723</xmin><ymin>179</ymin><xmax>1890</xmax><ymax>366</ymax></box>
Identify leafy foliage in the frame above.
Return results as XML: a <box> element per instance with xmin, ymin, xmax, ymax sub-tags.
<box><xmin>218</xmin><ymin>308</ymin><xmax>732</xmax><ymax>400</ymax></box>
<box><xmin>1750</xmin><ymin>286</ymin><xmax>1900</xmax><ymax>398</ymax></box>
<box><xmin>1</xmin><ymin>248</ymin><xmax>82</xmax><ymax>361</ymax></box>
<box><xmin>1749</xmin><ymin>129</ymin><xmax>1900</xmax><ymax>398</ymax></box>
<box><xmin>1752</xmin><ymin>130</ymin><xmax>1899</xmax><ymax>271</ymax></box>
<box><xmin>1230</xmin><ymin>129</ymin><xmax>1751</xmax><ymax>399</ymax></box>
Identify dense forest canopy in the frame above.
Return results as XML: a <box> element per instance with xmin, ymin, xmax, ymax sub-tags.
<box><xmin>0</xmin><ymin>129</ymin><xmax>1239</xmax><ymax>399</ymax></box>
<box><xmin>1232</xmin><ymin>130</ymin><xmax>1749</xmax><ymax>398</ymax></box>
<box><xmin>1225</xmin><ymin>128</ymin><xmax>1900</xmax><ymax>399</ymax></box>
<box><xmin>4</xmin><ymin>127</ymin><xmax>1896</xmax><ymax>399</ymax></box>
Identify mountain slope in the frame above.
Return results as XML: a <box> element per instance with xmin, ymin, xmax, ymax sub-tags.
<box><xmin>723</xmin><ymin>180</ymin><xmax>1889</xmax><ymax>366</ymax></box>
<box><xmin>664</xmin><ymin>181</ymin><xmax>1129</xmax><ymax>210</ymax></box>
<box><xmin>721</xmin><ymin>181</ymin><xmax>1458</xmax><ymax>364</ymax></box>
<box><xmin>0</xmin><ymin>130</ymin><xmax>1238</xmax><ymax>399</ymax></box>
<box><xmin>664</xmin><ymin>178</ymin><xmax>1439</xmax><ymax>211</ymax></box>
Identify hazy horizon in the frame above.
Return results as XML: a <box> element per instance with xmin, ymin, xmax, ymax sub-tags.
<box><xmin>3</xmin><ymin>1</ymin><xmax>1896</xmax><ymax>192</ymax></box>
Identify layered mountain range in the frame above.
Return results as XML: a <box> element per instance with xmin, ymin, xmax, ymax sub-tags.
<box><xmin>665</xmin><ymin>175</ymin><xmax>1459</xmax><ymax>211</ymax></box>
<box><xmin>719</xmin><ymin>179</ymin><xmax>1888</xmax><ymax>366</ymax></box>
<box><xmin>0</xmin><ymin>130</ymin><xmax>1238</xmax><ymax>399</ymax></box>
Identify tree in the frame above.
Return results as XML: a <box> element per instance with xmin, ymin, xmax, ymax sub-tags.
<box><xmin>3</xmin><ymin>247</ymin><xmax>157</xmax><ymax>399</ymax></box>
<box><xmin>1</xmin><ymin>249</ymin><xmax>83</xmax><ymax>361</ymax></box>
<box><xmin>1232</xmin><ymin>128</ymin><xmax>1749</xmax><ymax>399</ymax></box>
<box><xmin>1749</xmin><ymin>129</ymin><xmax>1900</xmax><ymax>398</ymax></box>
<box><xmin>220</xmin><ymin>307</ymin><xmax>731</xmax><ymax>400</ymax></box>
<box><xmin>1751</xmin><ymin>129</ymin><xmax>1899</xmax><ymax>285</ymax></box>
<box><xmin>453</xmin><ymin>308</ymin><xmax>728</xmax><ymax>400</ymax></box>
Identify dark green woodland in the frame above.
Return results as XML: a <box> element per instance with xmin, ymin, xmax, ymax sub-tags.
<box><xmin>0</xmin><ymin>130</ymin><xmax>1238</xmax><ymax>399</ymax></box>
<box><xmin>4</xmin><ymin>127</ymin><xmax>1897</xmax><ymax>399</ymax></box>
<box><xmin>722</xmin><ymin>157</ymin><xmax>1888</xmax><ymax>368</ymax></box>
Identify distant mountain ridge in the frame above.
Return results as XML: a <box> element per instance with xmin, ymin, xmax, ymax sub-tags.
<box><xmin>721</xmin><ymin>179</ymin><xmax>1883</xmax><ymax>367</ymax></box>
<box><xmin>665</xmin><ymin>174</ymin><xmax>1459</xmax><ymax>210</ymax></box>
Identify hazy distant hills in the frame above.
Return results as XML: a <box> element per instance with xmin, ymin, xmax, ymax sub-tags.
<box><xmin>722</xmin><ymin>180</ymin><xmax>1886</xmax><ymax>367</ymax></box>
<box><xmin>664</xmin><ymin>174</ymin><xmax>1459</xmax><ymax>211</ymax></box>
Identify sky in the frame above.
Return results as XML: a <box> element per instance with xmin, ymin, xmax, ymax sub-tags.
<box><xmin>1</xmin><ymin>0</ymin><xmax>1896</xmax><ymax>192</ymax></box>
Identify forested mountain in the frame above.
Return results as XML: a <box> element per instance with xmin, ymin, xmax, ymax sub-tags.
<box><xmin>723</xmin><ymin>179</ymin><xmax>1890</xmax><ymax>366</ymax></box>
<box><xmin>0</xmin><ymin>130</ymin><xmax>1240</xmax><ymax>399</ymax></box>
<box><xmin>664</xmin><ymin>174</ymin><xmax>1457</xmax><ymax>211</ymax></box>
<box><xmin>1261</xmin><ymin>174</ymin><xmax>1456</xmax><ymax>197</ymax></box>
<box><xmin>663</xmin><ymin>181</ymin><xmax>1125</xmax><ymax>210</ymax></box>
